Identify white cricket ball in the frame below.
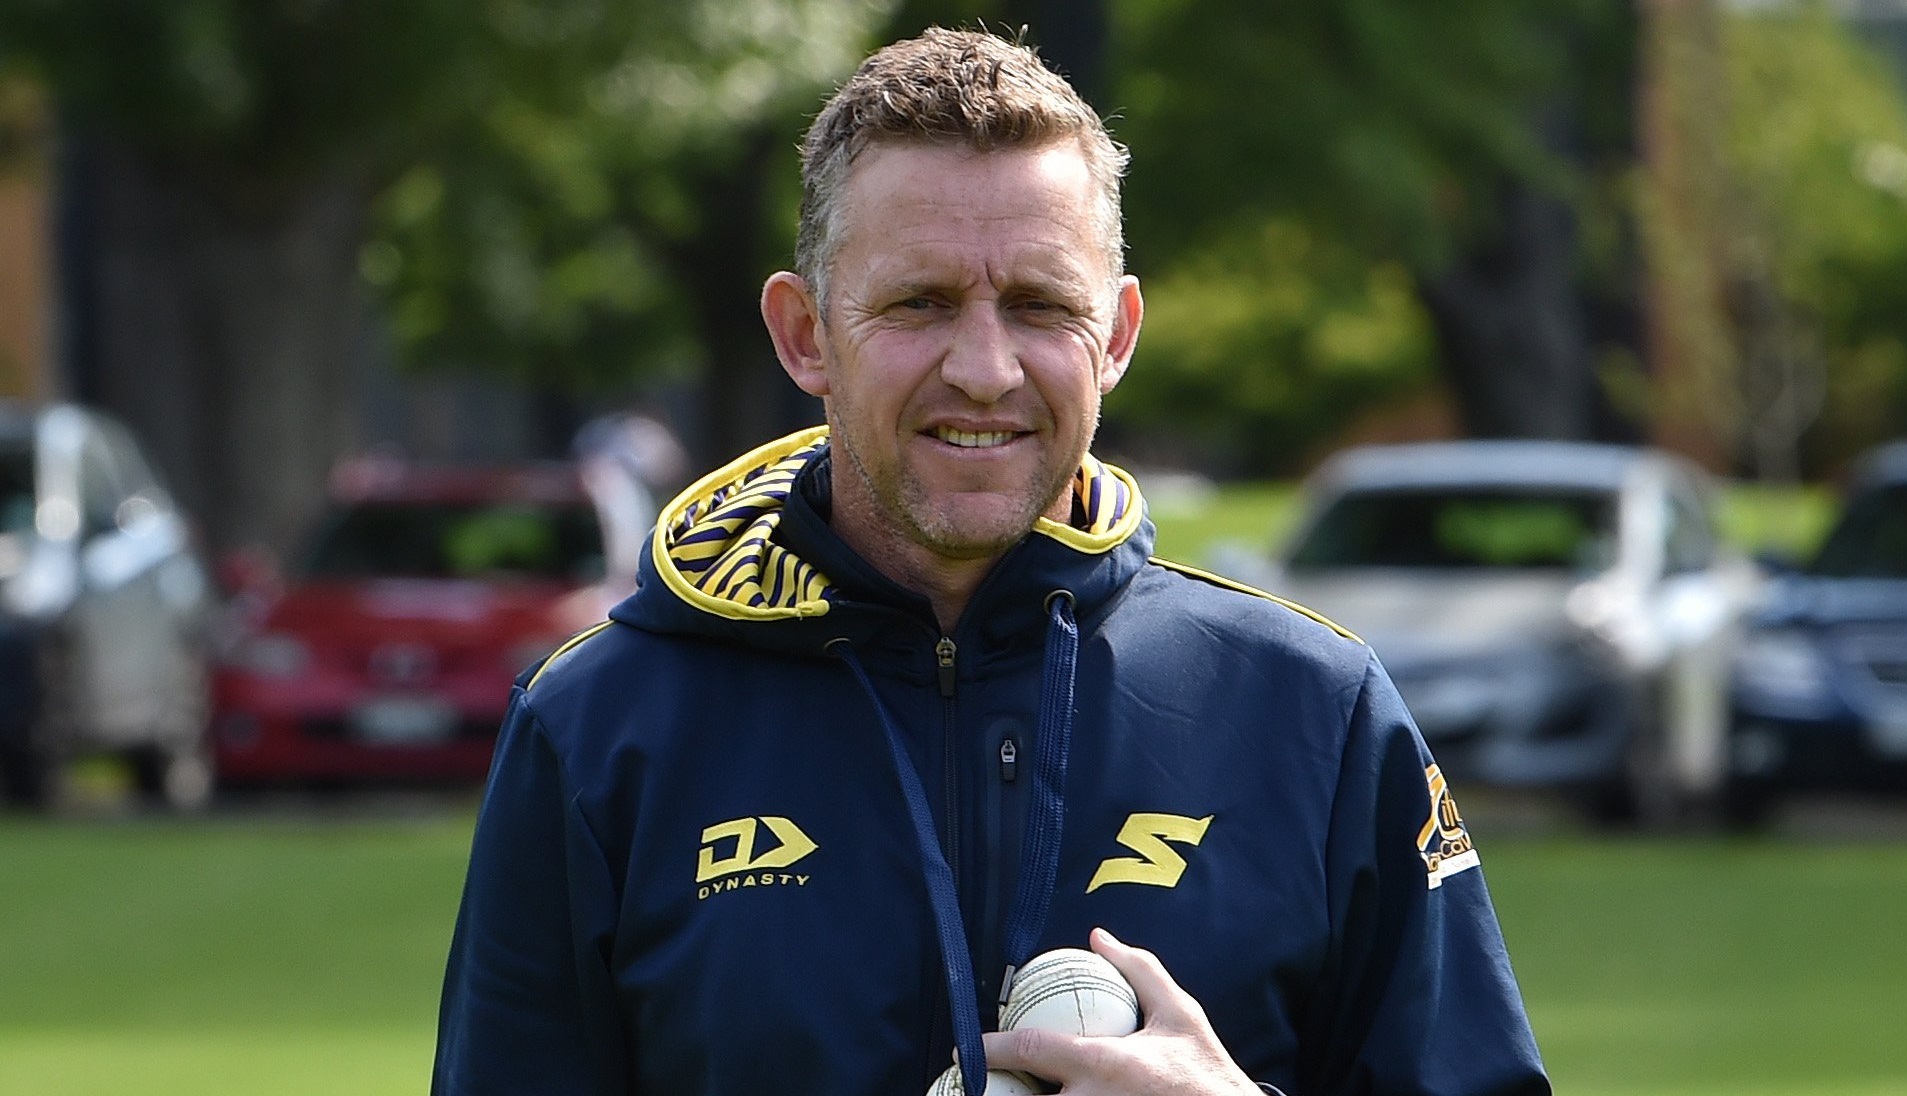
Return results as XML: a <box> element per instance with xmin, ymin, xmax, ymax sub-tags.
<box><xmin>925</xmin><ymin>1065</ymin><xmax>1048</xmax><ymax>1096</ymax></box>
<box><xmin>999</xmin><ymin>947</ymin><xmax>1141</xmax><ymax>1038</ymax></box>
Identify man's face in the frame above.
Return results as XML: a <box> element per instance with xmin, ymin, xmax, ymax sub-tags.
<box><xmin>800</xmin><ymin>141</ymin><xmax>1140</xmax><ymax>563</ymax></box>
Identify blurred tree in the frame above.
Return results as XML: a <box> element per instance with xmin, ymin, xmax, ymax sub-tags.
<box><xmin>371</xmin><ymin>0</ymin><xmax>895</xmax><ymax>467</ymax></box>
<box><xmin>1634</xmin><ymin>1</ymin><xmax>1907</xmax><ymax>480</ymax></box>
<box><xmin>0</xmin><ymin>0</ymin><xmax>890</xmax><ymax>553</ymax></box>
<box><xmin>0</xmin><ymin>0</ymin><xmax>506</xmax><ymax>553</ymax></box>
<box><xmin>1717</xmin><ymin>5</ymin><xmax>1907</xmax><ymax>475</ymax></box>
<box><xmin>1104</xmin><ymin>0</ymin><xmax>1645</xmax><ymax>472</ymax></box>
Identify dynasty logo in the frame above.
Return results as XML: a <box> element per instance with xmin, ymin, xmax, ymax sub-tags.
<box><xmin>1419</xmin><ymin>764</ymin><xmax>1480</xmax><ymax>889</ymax></box>
<box><xmin>696</xmin><ymin>816</ymin><xmax>818</xmax><ymax>900</ymax></box>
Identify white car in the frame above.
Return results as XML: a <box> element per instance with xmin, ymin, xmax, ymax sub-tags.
<box><xmin>0</xmin><ymin>403</ymin><xmax>214</xmax><ymax>810</ymax></box>
<box><xmin>1257</xmin><ymin>441</ymin><xmax>1760</xmax><ymax>825</ymax></box>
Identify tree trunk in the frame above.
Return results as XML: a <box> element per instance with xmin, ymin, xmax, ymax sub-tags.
<box><xmin>674</xmin><ymin>129</ymin><xmax>819</xmax><ymax>467</ymax></box>
<box><xmin>1417</xmin><ymin>179</ymin><xmax>1599</xmax><ymax>440</ymax></box>
<box><xmin>61</xmin><ymin>134</ymin><xmax>373</xmax><ymax>557</ymax></box>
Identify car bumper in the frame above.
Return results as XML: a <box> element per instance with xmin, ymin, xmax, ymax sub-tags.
<box><xmin>212</xmin><ymin>678</ymin><xmax>505</xmax><ymax>785</ymax></box>
<box><xmin>0</xmin><ymin>620</ymin><xmax>39</xmax><ymax>741</ymax></box>
<box><xmin>1402</xmin><ymin>669</ymin><xmax>1634</xmax><ymax>791</ymax></box>
<box><xmin>1730</xmin><ymin>713</ymin><xmax>1907</xmax><ymax>793</ymax></box>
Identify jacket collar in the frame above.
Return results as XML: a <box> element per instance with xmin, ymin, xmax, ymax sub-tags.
<box><xmin>615</xmin><ymin>427</ymin><xmax>1154</xmax><ymax>656</ymax></box>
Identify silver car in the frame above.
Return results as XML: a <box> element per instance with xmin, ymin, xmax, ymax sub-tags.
<box><xmin>1258</xmin><ymin>441</ymin><xmax>1759</xmax><ymax>825</ymax></box>
<box><xmin>0</xmin><ymin>403</ymin><xmax>214</xmax><ymax>810</ymax></box>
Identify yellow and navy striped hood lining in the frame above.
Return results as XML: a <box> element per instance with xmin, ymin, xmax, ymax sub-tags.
<box><xmin>655</xmin><ymin>427</ymin><xmax>838</xmax><ymax>622</ymax></box>
<box><xmin>651</xmin><ymin>428</ymin><xmax>1146</xmax><ymax>622</ymax></box>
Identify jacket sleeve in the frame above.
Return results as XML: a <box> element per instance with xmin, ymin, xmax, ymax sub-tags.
<box><xmin>433</xmin><ymin>690</ymin><xmax>630</xmax><ymax>1095</ymax></box>
<box><xmin>1298</xmin><ymin>653</ymin><xmax>1550</xmax><ymax>1096</ymax></box>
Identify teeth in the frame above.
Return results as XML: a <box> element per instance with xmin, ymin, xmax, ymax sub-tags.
<box><xmin>937</xmin><ymin>428</ymin><xmax>1014</xmax><ymax>448</ymax></box>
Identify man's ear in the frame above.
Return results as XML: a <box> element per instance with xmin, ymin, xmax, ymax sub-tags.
<box><xmin>762</xmin><ymin>272</ymin><xmax>830</xmax><ymax>397</ymax></box>
<box><xmin>1097</xmin><ymin>275</ymin><xmax>1144</xmax><ymax>395</ymax></box>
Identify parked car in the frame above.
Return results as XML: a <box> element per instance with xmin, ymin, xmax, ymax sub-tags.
<box><xmin>1727</xmin><ymin>440</ymin><xmax>1907</xmax><ymax>824</ymax></box>
<box><xmin>1253</xmin><ymin>441</ymin><xmax>1759</xmax><ymax>824</ymax></box>
<box><xmin>211</xmin><ymin>458</ymin><xmax>640</xmax><ymax>790</ymax></box>
<box><xmin>0</xmin><ymin>403</ymin><xmax>214</xmax><ymax>810</ymax></box>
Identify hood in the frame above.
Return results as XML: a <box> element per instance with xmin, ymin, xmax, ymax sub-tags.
<box><xmin>612</xmin><ymin>427</ymin><xmax>1153</xmax><ymax>657</ymax></box>
<box><xmin>1273</xmin><ymin>568</ymin><xmax>1581</xmax><ymax>662</ymax></box>
<box><xmin>1759</xmin><ymin>575</ymin><xmax>1907</xmax><ymax>628</ymax></box>
<box><xmin>261</xmin><ymin>577</ymin><xmax>577</xmax><ymax>652</ymax></box>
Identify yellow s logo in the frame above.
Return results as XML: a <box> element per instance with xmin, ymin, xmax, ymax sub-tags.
<box><xmin>1086</xmin><ymin>812</ymin><xmax>1213</xmax><ymax>893</ymax></box>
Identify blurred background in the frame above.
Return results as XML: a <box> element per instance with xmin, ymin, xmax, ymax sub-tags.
<box><xmin>2</xmin><ymin>0</ymin><xmax>1907</xmax><ymax>1093</ymax></box>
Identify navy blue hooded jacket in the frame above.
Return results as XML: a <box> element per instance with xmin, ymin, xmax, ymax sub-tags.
<box><xmin>433</xmin><ymin>428</ymin><xmax>1549</xmax><ymax>1095</ymax></box>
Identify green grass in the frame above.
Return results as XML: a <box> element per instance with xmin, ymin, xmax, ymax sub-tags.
<box><xmin>1144</xmin><ymin>479</ymin><xmax>1302</xmax><ymax>563</ymax></box>
<box><xmin>3</xmin><ymin>814</ymin><xmax>1906</xmax><ymax>1094</ymax></box>
<box><xmin>0</xmin><ymin>814</ymin><xmax>471</xmax><ymax>1096</ymax></box>
<box><xmin>1484</xmin><ymin>836</ymin><xmax>1907</xmax><ymax>1096</ymax></box>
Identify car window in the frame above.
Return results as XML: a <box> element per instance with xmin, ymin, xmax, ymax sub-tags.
<box><xmin>1812</xmin><ymin>483</ymin><xmax>1907</xmax><ymax>579</ymax></box>
<box><xmin>77</xmin><ymin>433</ymin><xmax>130</xmax><ymax>538</ymax></box>
<box><xmin>0</xmin><ymin>447</ymin><xmax>34</xmax><ymax>535</ymax></box>
<box><xmin>301</xmin><ymin>500</ymin><xmax>606</xmax><ymax>582</ymax></box>
<box><xmin>1287</xmin><ymin>488</ymin><xmax>1618</xmax><ymax>570</ymax></box>
<box><xmin>1663</xmin><ymin>490</ymin><xmax>1716</xmax><ymax>574</ymax></box>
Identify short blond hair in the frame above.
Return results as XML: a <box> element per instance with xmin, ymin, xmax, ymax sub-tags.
<box><xmin>795</xmin><ymin>28</ymin><xmax>1129</xmax><ymax>305</ymax></box>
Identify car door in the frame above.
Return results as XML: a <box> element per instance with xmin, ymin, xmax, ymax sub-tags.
<box><xmin>53</xmin><ymin>420</ymin><xmax>155</xmax><ymax>743</ymax></box>
<box><xmin>60</xmin><ymin>415</ymin><xmax>209</xmax><ymax>746</ymax></box>
<box><xmin>1652</xmin><ymin>474</ymin><xmax>1743</xmax><ymax>797</ymax></box>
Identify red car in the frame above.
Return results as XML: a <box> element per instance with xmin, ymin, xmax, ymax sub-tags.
<box><xmin>212</xmin><ymin>459</ymin><xmax>639</xmax><ymax>788</ymax></box>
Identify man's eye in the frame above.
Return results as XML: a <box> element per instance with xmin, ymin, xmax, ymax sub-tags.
<box><xmin>1012</xmin><ymin>297</ymin><xmax>1068</xmax><ymax>316</ymax></box>
<box><xmin>895</xmin><ymin>296</ymin><xmax>938</xmax><ymax>311</ymax></box>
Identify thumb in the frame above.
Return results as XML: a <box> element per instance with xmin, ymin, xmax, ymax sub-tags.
<box><xmin>1089</xmin><ymin>927</ymin><xmax>1209</xmax><ymax>1031</ymax></box>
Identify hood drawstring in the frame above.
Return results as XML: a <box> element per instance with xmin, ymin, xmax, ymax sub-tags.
<box><xmin>829</xmin><ymin>638</ymin><xmax>987</xmax><ymax>1095</ymax></box>
<box><xmin>1001</xmin><ymin>592</ymin><xmax>1078</xmax><ymax>987</ymax></box>
<box><xmin>826</xmin><ymin>591</ymin><xmax>1080</xmax><ymax>1096</ymax></box>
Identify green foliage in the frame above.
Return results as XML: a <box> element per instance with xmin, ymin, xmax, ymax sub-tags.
<box><xmin>1110</xmin><ymin>0</ymin><xmax>1613</xmax><ymax>273</ymax></box>
<box><xmin>1724</xmin><ymin>8</ymin><xmax>1907</xmax><ymax>468</ymax></box>
<box><xmin>365</xmin><ymin>0</ymin><xmax>895</xmax><ymax>388</ymax></box>
<box><xmin>1100</xmin><ymin>0</ymin><xmax>1637</xmax><ymax>473</ymax></box>
<box><xmin>0</xmin><ymin>0</ymin><xmax>490</xmax><ymax>171</ymax></box>
<box><xmin>1106</xmin><ymin>217</ymin><xmax>1436</xmax><ymax>475</ymax></box>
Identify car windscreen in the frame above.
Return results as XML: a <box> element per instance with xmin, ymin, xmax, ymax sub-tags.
<box><xmin>301</xmin><ymin>499</ymin><xmax>604</xmax><ymax>582</ymax></box>
<box><xmin>1811</xmin><ymin>483</ymin><xmax>1907</xmax><ymax>579</ymax></box>
<box><xmin>1287</xmin><ymin>487</ymin><xmax>1618</xmax><ymax>571</ymax></box>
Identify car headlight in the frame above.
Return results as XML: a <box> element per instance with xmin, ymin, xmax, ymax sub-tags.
<box><xmin>1733</xmin><ymin>629</ymin><xmax>1833</xmax><ymax>708</ymax></box>
<box><xmin>228</xmin><ymin>633</ymin><xmax>312</xmax><ymax>679</ymax></box>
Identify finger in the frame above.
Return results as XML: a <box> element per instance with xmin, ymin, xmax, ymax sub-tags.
<box><xmin>1089</xmin><ymin>927</ymin><xmax>1207</xmax><ymax>1030</ymax></box>
<box><xmin>982</xmin><ymin>1025</ymin><xmax>1095</xmax><ymax>1084</ymax></box>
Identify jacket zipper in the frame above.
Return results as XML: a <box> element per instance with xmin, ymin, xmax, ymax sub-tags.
<box><xmin>935</xmin><ymin>635</ymin><xmax>961</xmax><ymax>895</ymax></box>
<box><xmin>982</xmin><ymin>733</ymin><xmax>1022</xmax><ymax>1016</ymax></box>
<box><xmin>928</xmin><ymin>634</ymin><xmax>961</xmax><ymax>1082</ymax></box>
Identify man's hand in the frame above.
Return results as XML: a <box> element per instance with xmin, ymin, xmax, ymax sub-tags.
<box><xmin>981</xmin><ymin>928</ymin><xmax>1262</xmax><ymax>1096</ymax></box>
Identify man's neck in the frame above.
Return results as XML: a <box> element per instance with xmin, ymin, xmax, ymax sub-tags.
<box><xmin>828</xmin><ymin>504</ymin><xmax>1001</xmax><ymax>633</ymax></box>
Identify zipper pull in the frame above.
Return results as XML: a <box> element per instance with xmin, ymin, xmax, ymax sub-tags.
<box><xmin>999</xmin><ymin>737</ymin><xmax>1018</xmax><ymax>783</ymax></box>
<box><xmin>935</xmin><ymin>636</ymin><xmax>957</xmax><ymax>697</ymax></box>
<box><xmin>999</xmin><ymin>963</ymin><xmax>1019</xmax><ymax>1006</ymax></box>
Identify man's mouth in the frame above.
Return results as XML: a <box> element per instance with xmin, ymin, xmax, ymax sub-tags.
<box><xmin>934</xmin><ymin>427</ymin><xmax>1018</xmax><ymax>449</ymax></box>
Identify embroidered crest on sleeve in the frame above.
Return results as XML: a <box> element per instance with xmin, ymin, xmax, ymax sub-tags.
<box><xmin>1418</xmin><ymin>764</ymin><xmax>1480</xmax><ymax>889</ymax></box>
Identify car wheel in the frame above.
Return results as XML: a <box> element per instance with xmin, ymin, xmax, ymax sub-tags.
<box><xmin>1719</xmin><ymin>776</ymin><xmax>1778</xmax><ymax>832</ymax></box>
<box><xmin>1583</xmin><ymin>684</ymin><xmax>1683</xmax><ymax>830</ymax></box>
<box><xmin>0</xmin><ymin>736</ymin><xmax>57</xmax><ymax>810</ymax></box>
<box><xmin>128</xmin><ymin>739</ymin><xmax>215</xmax><ymax>812</ymax></box>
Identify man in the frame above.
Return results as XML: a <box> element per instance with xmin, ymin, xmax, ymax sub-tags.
<box><xmin>434</xmin><ymin>28</ymin><xmax>1549</xmax><ymax>1096</ymax></box>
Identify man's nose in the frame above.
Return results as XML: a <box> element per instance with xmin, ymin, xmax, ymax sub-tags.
<box><xmin>939</xmin><ymin>305</ymin><xmax>1024</xmax><ymax>404</ymax></box>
